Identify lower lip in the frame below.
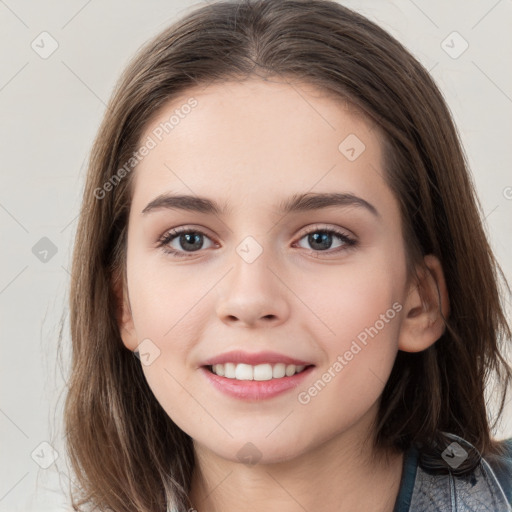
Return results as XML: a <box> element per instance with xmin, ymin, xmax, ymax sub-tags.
<box><xmin>200</xmin><ymin>366</ymin><xmax>315</xmax><ymax>400</ymax></box>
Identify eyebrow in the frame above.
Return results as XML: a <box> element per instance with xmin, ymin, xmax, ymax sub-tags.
<box><xmin>141</xmin><ymin>192</ymin><xmax>379</xmax><ymax>217</ymax></box>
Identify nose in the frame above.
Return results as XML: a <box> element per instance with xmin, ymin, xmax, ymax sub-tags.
<box><xmin>215</xmin><ymin>245</ymin><xmax>290</xmax><ymax>328</ymax></box>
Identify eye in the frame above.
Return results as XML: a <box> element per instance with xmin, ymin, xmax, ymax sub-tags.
<box><xmin>156</xmin><ymin>227</ymin><xmax>216</xmax><ymax>257</ymax></box>
<box><xmin>294</xmin><ymin>226</ymin><xmax>356</xmax><ymax>254</ymax></box>
<box><xmin>156</xmin><ymin>225</ymin><xmax>357</xmax><ymax>258</ymax></box>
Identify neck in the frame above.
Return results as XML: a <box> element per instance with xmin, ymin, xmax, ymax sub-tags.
<box><xmin>187</xmin><ymin>417</ymin><xmax>404</xmax><ymax>512</ymax></box>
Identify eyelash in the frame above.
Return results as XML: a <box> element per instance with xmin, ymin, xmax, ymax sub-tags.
<box><xmin>156</xmin><ymin>226</ymin><xmax>357</xmax><ymax>258</ymax></box>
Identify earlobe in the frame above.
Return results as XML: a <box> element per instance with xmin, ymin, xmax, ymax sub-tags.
<box><xmin>398</xmin><ymin>254</ymin><xmax>450</xmax><ymax>353</ymax></box>
<box><xmin>112</xmin><ymin>274</ymin><xmax>138</xmax><ymax>352</ymax></box>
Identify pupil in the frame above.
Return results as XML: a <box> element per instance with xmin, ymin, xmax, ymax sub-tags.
<box><xmin>309</xmin><ymin>232</ymin><xmax>332</xmax><ymax>250</ymax></box>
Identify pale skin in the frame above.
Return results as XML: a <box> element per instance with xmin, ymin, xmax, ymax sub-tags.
<box><xmin>116</xmin><ymin>78</ymin><xmax>450</xmax><ymax>512</ymax></box>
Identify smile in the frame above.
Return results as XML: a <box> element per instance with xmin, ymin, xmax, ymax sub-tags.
<box><xmin>201</xmin><ymin>364</ymin><xmax>315</xmax><ymax>400</ymax></box>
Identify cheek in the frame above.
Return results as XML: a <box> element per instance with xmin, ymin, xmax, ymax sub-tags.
<box><xmin>128</xmin><ymin>262</ymin><xmax>205</xmax><ymax>422</ymax></box>
<box><xmin>293</xmin><ymin>255</ymin><xmax>403</xmax><ymax>398</ymax></box>
<box><xmin>292</xmin><ymin>286</ymin><xmax>402</xmax><ymax>438</ymax></box>
<box><xmin>295</xmin><ymin>254</ymin><xmax>402</xmax><ymax>345</ymax></box>
<box><xmin>125</xmin><ymin>255</ymin><xmax>215</xmax><ymax>415</ymax></box>
<box><xmin>127</xmin><ymin>251</ymin><xmax>211</xmax><ymax>342</ymax></box>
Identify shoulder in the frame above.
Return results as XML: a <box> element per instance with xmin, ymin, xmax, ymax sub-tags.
<box><xmin>485</xmin><ymin>437</ymin><xmax>512</xmax><ymax>506</ymax></box>
<box><xmin>400</xmin><ymin>434</ymin><xmax>512</xmax><ymax>512</ymax></box>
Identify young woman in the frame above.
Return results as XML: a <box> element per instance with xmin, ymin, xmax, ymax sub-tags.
<box><xmin>63</xmin><ymin>1</ymin><xmax>512</xmax><ymax>510</ymax></box>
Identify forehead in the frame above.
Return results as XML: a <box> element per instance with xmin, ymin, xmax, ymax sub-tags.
<box><xmin>130</xmin><ymin>78</ymin><xmax>390</xmax><ymax>215</ymax></box>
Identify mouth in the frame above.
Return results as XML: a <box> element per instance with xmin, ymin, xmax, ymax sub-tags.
<box><xmin>204</xmin><ymin>362</ymin><xmax>314</xmax><ymax>381</ymax></box>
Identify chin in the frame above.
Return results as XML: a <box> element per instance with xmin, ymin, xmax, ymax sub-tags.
<box><xmin>194</xmin><ymin>434</ymin><xmax>308</xmax><ymax>466</ymax></box>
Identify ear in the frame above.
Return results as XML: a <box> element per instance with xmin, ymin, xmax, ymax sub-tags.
<box><xmin>112</xmin><ymin>271</ymin><xmax>138</xmax><ymax>352</ymax></box>
<box><xmin>398</xmin><ymin>254</ymin><xmax>450</xmax><ymax>353</ymax></box>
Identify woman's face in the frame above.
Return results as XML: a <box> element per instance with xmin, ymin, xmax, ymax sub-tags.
<box><xmin>120</xmin><ymin>78</ymin><xmax>410</xmax><ymax>464</ymax></box>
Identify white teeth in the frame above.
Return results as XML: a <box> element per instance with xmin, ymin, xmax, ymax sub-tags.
<box><xmin>272</xmin><ymin>363</ymin><xmax>286</xmax><ymax>378</ymax></box>
<box><xmin>285</xmin><ymin>364</ymin><xmax>296</xmax><ymax>377</ymax></box>
<box><xmin>253</xmin><ymin>364</ymin><xmax>272</xmax><ymax>381</ymax></box>
<box><xmin>235</xmin><ymin>363</ymin><xmax>253</xmax><ymax>380</ymax></box>
<box><xmin>213</xmin><ymin>363</ymin><xmax>225</xmax><ymax>377</ymax></box>
<box><xmin>224</xmin><ymin>362</ymin><xmax>236</xmax><ymax>379</ymax></box>
<box><xmin>210</xmin><ymin>362</ymin><xmax>308</xmax><ymax>380</ymax></box>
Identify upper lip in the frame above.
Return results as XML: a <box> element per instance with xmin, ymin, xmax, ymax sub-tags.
<box><xmin>201</xmin><ymin>350</ymin><xmax>314</xmax><ymax>367</ymax></box>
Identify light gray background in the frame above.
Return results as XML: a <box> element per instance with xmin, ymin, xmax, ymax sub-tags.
<box><xmin>1</xmin><ymin>0</ymin><xmax>511</xmax><ymax>510</ymax></box>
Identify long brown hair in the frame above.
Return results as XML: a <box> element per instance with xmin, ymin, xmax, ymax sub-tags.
<box><xmin>61</xmin><ymin>0</ymin><xmax>512</xmax><ymax>510</ymax></box>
